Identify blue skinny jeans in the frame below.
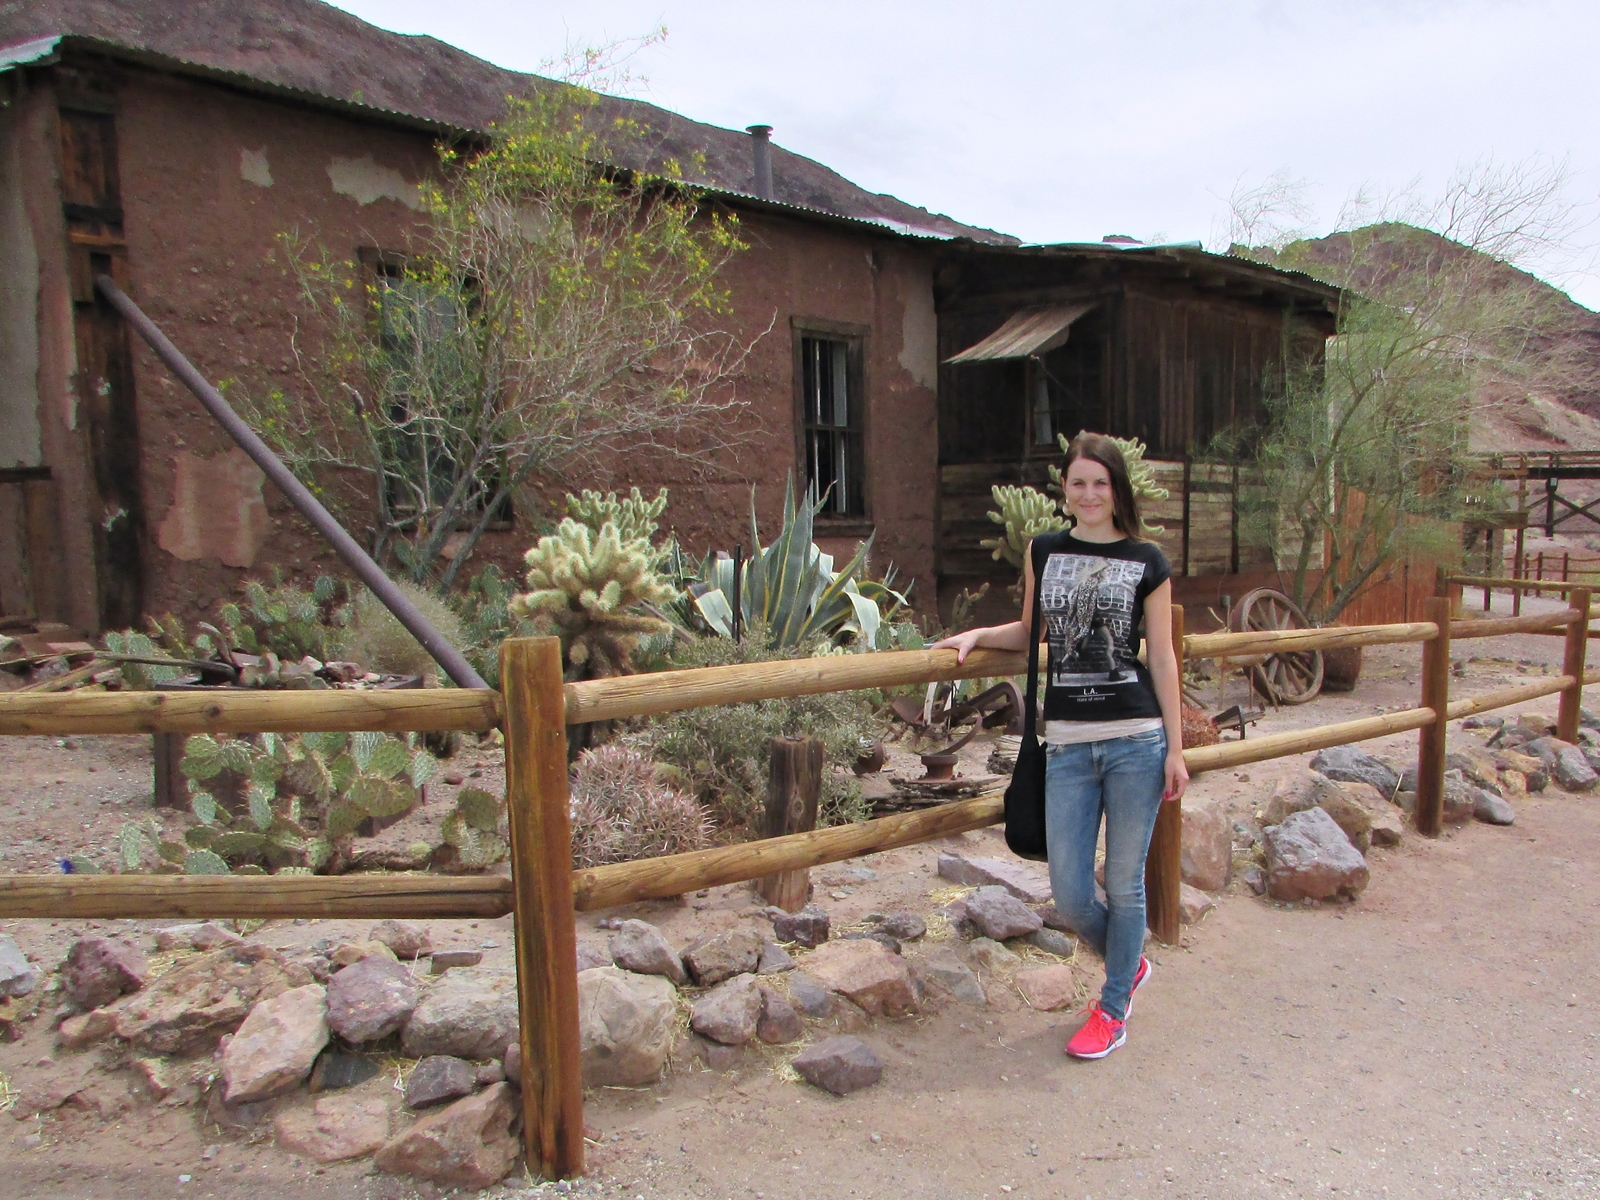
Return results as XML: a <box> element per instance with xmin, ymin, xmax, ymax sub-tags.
<box><xmin>1044</xmin><ymin>728</ymin><xmax>1167</xmax><ymax>1021</ymax></box>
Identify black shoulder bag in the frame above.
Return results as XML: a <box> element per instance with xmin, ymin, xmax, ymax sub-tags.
<box><xmin>1003</xmin><ymin>540</ymin><xmax>1049</xmax><ymax>861</ymax></box>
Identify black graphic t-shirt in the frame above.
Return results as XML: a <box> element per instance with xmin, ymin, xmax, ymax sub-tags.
<box><xmin>1030</xmin><ymin>530</ymin><xmax>1171</xmax><ymax>723</ymax></box>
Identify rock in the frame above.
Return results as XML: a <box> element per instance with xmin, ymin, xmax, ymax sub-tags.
<box><xmin>694</xmin><ymin>1036</ymin><xmax>745</xmax><ymax>1072</ymax></box>
<box><xmin>770</xmin><ymin>904</ymin><xmax>831</xmax><ymax>949</ymax></box>
<box><xmin>682</xmin><ymin>929</ymin><xmax>763</xmax><ymax>986</ymax></box>
<box><xmin>575</xmin><ymin>944</ymin><xmax>611</xmax><ymax>972</ymax></box>
<box><xmin>1501</xmin><ymin>769</ymin><xmax>1529</xmax><ymax>798</ymax></box>
<box><xmin>153</xmin><ymin>923</ymin><xmax>243</xmax><ymax>952</ymax></box>
<box><xmin>1024</xmin><ymin>928</ymin><xmax>1076</xmax><ymax>958</ymax></box>
<box><xmin>111</xmin><ymin>943</ymin><xmax>311</xmax><ymax>1055</ymax></box>
<box><xmin>913</xmin><ymin>953</ymin><xmax>986</xmax><ymax>1005</ymax></box>
<box><xmin>1365</xmin><ymin>803</ymin><xmax>1406</xmax><ymax>847</ymax></box>
<box><xmin>405</xmin><ymin>1055</ymin><xmax>477</xmax><ymax>1109</ymax></box>
<box><xmin>1521</xmin><ymin>736</ymin><xmax>1570</xmax><ymax>771</ymax></box>
<box><xmin>1518</xmin><ymin>713</ymin><xmax>1557</xmax><ymax>737</ymax></box>
<box><xmin>1496</xmin><ymin>750</ymin><xmax>1547</xmax><ymax>791</ymax></box>
<box><xmin>1394</xmin><ymin>790</ymin><xmax>1418</xmax><ymax>814</ymax></box>
<box><xmin>1461</xmin><ymin>715</ymin><xmax>1502</xmax><ymax>729</ymax></box>
<box><xmin>609</xmin><ymin>920</ymin><xmax>687</xmax><ymax>985</ymax></box>
<box><xmin>1034</xmin><ymin>905</ymin><xmax>1074</xmax><ymax>933</ymax></box>
<box><xmin>1239</xmin><ymin>864</ymin><xmax>1266</xmax><ymax>895</ymax></box>
<box><xmin>1178</xmin><ymin>883</ymin><xmax>1215</xmax><ymax>924</ymax></box>
<box><xmin>962</xmin><ymin>887</ymin><xmax>1044</xmax><ymax>941</ymax></box>
<box><xmin>57</xmin><ymin>1008</ymin><xmax>117</xmax><ymax>1050</ymax></box>
<box><xmin>307</xmin><ymin>1049</ymin><xmax>380</xmax><ymax>1093</ymax></box>
<box><xmin>1315</xmin><ymin>789</ymin><xmax>1373</xmax><ymax>855</ymax></box>
<box><xmin>966</xmin><ymin>937</ymin><xmax>1021</xmax><ymax>974</ymax></box>
<box><xmin>329</xmin><ymin>941</ymin><xmax>397</xmax><ymax>968</ymax></box>
<box><xmin>801</xmin><ymin>939</ymin><xmax>918</xmax><ymax>1017</ymax></box>
<box><xmin>939</xmin><ymin>899</ymin><xmax>979</xmax><ymax>939</ymax></box>
<box><xmin>1015</xmin><ymin>964</ymin><xmax>1077</xmax><ymax>1011</ymax></box>
<box><xmin>326</xmin><ymin>955</ymin><xmax>418</xmax><ymax>1044</ymax></box>
<box><xmin>691</xmin><ymin>974</ymin><xmax>763</xmax><ymax>1046</ymax></box>
<box><xmin>843</xmin><ymin>929</ymin><xmax>902</xmax><ymax>955</ymax></box>
<box><xmin>1260</xmin><ymin>771</ymin><xmax>1342</xmax><ymax>826</ymax></box>
<box><xmin>1180</xmin><ymin>800</ymin><xmax>1232</xmax><ymax>891</ymax></box>
<box><xmin>475</xmin><ymin>1060</ymin><xmax>504</xmax><ymax>1086</ymax></box>
<box><xmin>60</xmin><ymin>938</ymin><xmax>147</xmax><ymax>1009</ymax></box>
<box><xmin>577</xmin><ymin>967</ymin><xmax>676</xmax><ymax>1086</ymax></box>
<box><xmin>877</xmin><ymin>912</ymin><xmax>927</xmax><ymax>942</ymax></box>
<box><xmin>1555</xmin><ymin>747</ymin><xmax>1599</xmax><ymax>792</ymax></box>
<box><xmin>0</xmin><ymin>935</ymin><xmax>40</xmax><ymax>999</ymax></box>
<box><xmin>935</xmin><ymin>853</ymin><xmax>1053</xmax><ymax>904</ymax></box>
<box><xmin>785</xmin><ymin>973</ymin><xmax>834</xmax><ymax>1018</ymax></box>
<box><xmin>756</xmin><ymin>985</ymin><xmax>804</xmax><ymax>1044</ymax></box>
<box><xmin>757</xmin><ymin>942</ymin><xmax>796</xmax><ymax>974</ymax></box>
<box><xmin>1475</xmin><ymin>791</ymin><xmax>1517</xmax><ymax>825</ymax></box>
<box><xmin>1443</xmin><ymin>770</ymin><xmax>1479</xmax><ymax>825</ymax></box>
<box><xmin>1446</xmin><ymin>749</ymin><xmax>1503</xmax><ymax>793</ymax></box>
<box><xmin>221</xmin><ymin>984</ymin><xmax>329</xmax><ymax>1104</ymax></box>
<box><xmin>1262</xmin><ymin>807</ymin><xmax>1370</xmax><ymax>902</ymax></box>
<box><xmin>428</xmin><ymin>950</ymin><xmax>483</xmax><ymax>973</ymax></box>
<box><xmin>374</xmin><ymin>1082</ymin><xmax>520</xmax><ymax>1190</ymax></box>
<box><xmin>1584</xmin><ymin>748</ymin><xmax>1600</xmax><ymax>778</ymax></box>
<box><xmin>791</xmin><ymin>1036</ymin><xmax>883</xmax><ymax>1096</ymax></box>
<box><xmin>275</xmin><ymin>1094</ymin><xmax>390</xmax><ymax>1163</ymax></box>
<box><xmin>402</xmin><ymin>969</ymin><xmax>518</xmax><ymax>1061</ymax></box>
<box><xmin>502</xmin><ymin>1041</ymin><xmax>521</xmax><ymax>1088</ymax></box>
<box><xmin>368</xmin><ymin>920</ymin><xmax>431</xmax><ymax>961</ymax></box>
<box><xmin>1309</xmin><ymin>745</ymin><xmax>1400</xmax><ymax>796</ymax></box>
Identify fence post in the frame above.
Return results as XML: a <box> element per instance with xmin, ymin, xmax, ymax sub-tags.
<box><xmin>757</xmin><ymin>736</ymin><xmax>822</xmax><ymax>911</ymax></box>
<box><xmin>1513</xmin><ymin>523</ymin><xmax>1525</xmax><ymax>616</ymax></box>
<box><xmin>152</xmin><ymin>733</ymin><xmax>188</xmax><ymax>809</ymax></box>
<box><xmin>1415</xmin><ymin>597</ymin><xmax>1452</xmax><ymax>838</ymax></box>
<box><xmin>501</xmin><ymin>637</ymin><xmax>585</xmax><ymax>1180</ymax></box>
<box><xmin>1144</xmin><ymin>603</ymin><xmax>1183</xmax><ymax>946</ymax></box>
<box><xmin>1559</xmin><ymin>588</ymin><xmax>1591</xmax><ymax>744</ymax></box>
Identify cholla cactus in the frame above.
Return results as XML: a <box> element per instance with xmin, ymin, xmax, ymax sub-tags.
<box><xmin>1048</xmin><ymin>432</ymin><xmax>1168</xmax><ymax>537</ymax></box>
<box><xmin>510</xmin><ymin>518</ymin><xmax>674</xmax><ymax>678</ymax></box>
<box><xmin>565</xmin><ymin>487</ymin><xmax>669</xmax><ymax>545</ymax></box>
<box><xmin>981</xmin><ymin>485</ymin><xmax>1069</xmax><ymax>569</ymax></box>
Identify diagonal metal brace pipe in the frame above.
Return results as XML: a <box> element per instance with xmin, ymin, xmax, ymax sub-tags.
<box><xmin>96</xmin><ymin>275</ymin><xmax>491</xmax><ymax>691</ymax></box>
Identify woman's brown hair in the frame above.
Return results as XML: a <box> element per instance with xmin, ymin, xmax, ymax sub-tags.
<box><xmin>1062</xmin><ymin>431</ymin><xmax>1147</xmax><ymax>542</ymax></box>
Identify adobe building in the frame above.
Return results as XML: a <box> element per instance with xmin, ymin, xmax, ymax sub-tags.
<box><xmin>0</xmin><ymin>0</ymin><xmax>1349</xmax><ymax>637</ymax></box>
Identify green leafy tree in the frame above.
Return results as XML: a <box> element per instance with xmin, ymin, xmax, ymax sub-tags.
<box><xmin>1219</xmin><ymin>159</ymin><xmax>1590</xmax><ymax>621</ymax></box>
<box><xmin>245</xmin><ymin>71</ymin><xmax>751</xmax><ymax>589</ymax></box>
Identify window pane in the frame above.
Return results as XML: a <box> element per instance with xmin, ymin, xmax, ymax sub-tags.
<box><xmin>830</xmin><ymin>341</ymin><xmax>849</xmax><ymax>429</ymax></box>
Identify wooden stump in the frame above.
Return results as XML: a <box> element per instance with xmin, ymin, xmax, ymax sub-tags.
<box><xmin>1144</xmin><ymin>604</ymin><xmax>1183</xmax><ymax>946</ymax></box>
<box><xmin>152</xmin><ymin>732</ymin><xmax>188</xmax><ymax>809</ymax></box>
<box><xmin>757</xmin><ymin>737</ymin><xmax>823</xmax><ymax>912</ymax></box>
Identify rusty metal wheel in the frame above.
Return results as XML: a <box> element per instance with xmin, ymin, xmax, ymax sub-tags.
<box><xmin>1228</xmin><ymin>587</ymin><xmax>1324</xmax><ymax>705</ymax></box>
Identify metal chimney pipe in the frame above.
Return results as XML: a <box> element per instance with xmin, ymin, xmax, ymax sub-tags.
<box><xmin>746</xmin><ymin>125</ymin><xmax>773</xmax><ymax>200</ymax></box>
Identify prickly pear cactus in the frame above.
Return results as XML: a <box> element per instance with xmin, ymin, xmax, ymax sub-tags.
<box><xmin>440</xmin><ymin>787</ymin><xmax>509</xmax><ymax>869</ymax></box>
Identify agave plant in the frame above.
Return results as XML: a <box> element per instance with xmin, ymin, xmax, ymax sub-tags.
<box><xmin>682</xmin><ymin>476</ymin><xmax>909</xmax><ymax>650</ymax></box>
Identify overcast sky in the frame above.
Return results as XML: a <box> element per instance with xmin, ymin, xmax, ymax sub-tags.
<box><xmin>329</xmin><ymin>0</ymin><xmax>1600</xmax><ymax>309</ymax></box>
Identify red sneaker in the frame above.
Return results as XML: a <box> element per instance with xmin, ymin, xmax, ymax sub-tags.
<box><xmin>1123</xmin><ymin>956</ymin><xmax>1152</xmax><ymax>1018</ymax></box>
<box><xmin>1065</xmin><ymin>1002</ymin><xmax>1127</xmax><ymax>1060</ymax></box>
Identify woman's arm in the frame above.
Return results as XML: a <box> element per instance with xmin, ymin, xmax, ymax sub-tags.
<box><xmin>931</xmin><ymin>541</ymin><xmax>1037</xmax><ymax>663</ymax></box>
<box><xmin>1142</xmin><ymin>579</ymin><xmax>1189</xmax><ymax>803</ymax></box>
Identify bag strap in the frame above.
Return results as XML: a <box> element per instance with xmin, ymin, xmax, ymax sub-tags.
<box><xmin>1021</xmin><ymin>540</ymin><xmax>1045</xmax><ymax>745</ymax></box>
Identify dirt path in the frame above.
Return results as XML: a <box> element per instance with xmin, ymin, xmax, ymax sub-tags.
<box><xmin>2</xmin><ymin>605</ymin><xmax>1598</xmax><ymax>1199</ymax></box>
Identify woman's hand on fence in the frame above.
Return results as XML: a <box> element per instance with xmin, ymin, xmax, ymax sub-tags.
<box><xmin>931</xmin><ymin>629</ymin><xmax>984</xmax><ymax>664</ymax></box>
<box><xmin>1163</xmin><ymin>748</ymin><xmax>1189</xmax><ymax>803</ymax></box>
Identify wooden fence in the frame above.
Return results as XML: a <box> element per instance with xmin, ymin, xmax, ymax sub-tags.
<box><xmin>0</xmin><ymin>595</ymin><xmax>1595</xmax><ymax>1180</ymax></box>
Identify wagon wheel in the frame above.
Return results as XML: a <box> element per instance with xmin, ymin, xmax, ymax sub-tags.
<box><xmin>1228</xmin><ymin>587</ymin><xmax>1324</xmax><ymax>705</ymax></box>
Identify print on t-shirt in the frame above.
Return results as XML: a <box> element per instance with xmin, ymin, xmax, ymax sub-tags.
<box><xmin>1040</xmin><ymin>552</ymin><xmax>1146</xmax><ymax>688</ymax></box>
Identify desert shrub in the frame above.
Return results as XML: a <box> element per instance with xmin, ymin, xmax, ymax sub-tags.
<box><xmin>636</xmin><ymin>629</ymin><xmax>881</xmax><ymax>834</ymax></box>
<box><xmin>569</xmin><ymin>744</ymin><xmax>710</xmax><ymax>868</ymax></box>
<box><xmin>342</xmin><ymin>581</ymin><xmax>467</xmax><ymax>679</ymax></box>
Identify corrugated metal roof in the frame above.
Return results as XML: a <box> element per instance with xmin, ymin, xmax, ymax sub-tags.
<box><xmin>945</xmin><ymin>301</ymin><xmax>1098</xmax><ymax>363</ymax></box>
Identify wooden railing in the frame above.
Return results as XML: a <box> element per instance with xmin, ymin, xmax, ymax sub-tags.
<box><xmin>0</xmin><ymin>594</ymin><xmax>1593</xmax><ymax>1180</ymax></box>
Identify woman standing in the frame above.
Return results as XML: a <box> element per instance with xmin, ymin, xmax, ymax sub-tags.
<box><xmin>934</xmin><ymin>432</ymin><xmax>1188</xmax><ymax>1059</ymax></box>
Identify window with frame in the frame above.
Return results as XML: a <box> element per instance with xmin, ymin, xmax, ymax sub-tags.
<box><xmin>798</xmin><ymin>333</ymin><xmax>865</xmax><ymax>518</ymax></box>
<box><xmin>359</xmin><ymin>248</ymin><xmax>511</xmax><ymax>529</ymax></box>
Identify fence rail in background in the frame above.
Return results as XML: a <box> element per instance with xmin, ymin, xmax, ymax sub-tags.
<box><xmin>0</xmin><ymin>587</ymin><xmax>1593</xmax><ymax>1181</ymax></box>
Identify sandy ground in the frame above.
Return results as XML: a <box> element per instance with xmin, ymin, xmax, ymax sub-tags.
<box><xmin>0</xmin><ymin>591</ymin><xmax>1597</xmax><ymax>1199</ymax></box>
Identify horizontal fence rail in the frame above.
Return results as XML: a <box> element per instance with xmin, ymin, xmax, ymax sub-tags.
<box><xmin>0</xmin><ymin>873</ymin><xmax>514</xmax><ymax>920</ymax></box>
<box><xmin>0</xmin><ymin>688</ymin><xmax>500</xmax><ymax>736</ymax></box>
